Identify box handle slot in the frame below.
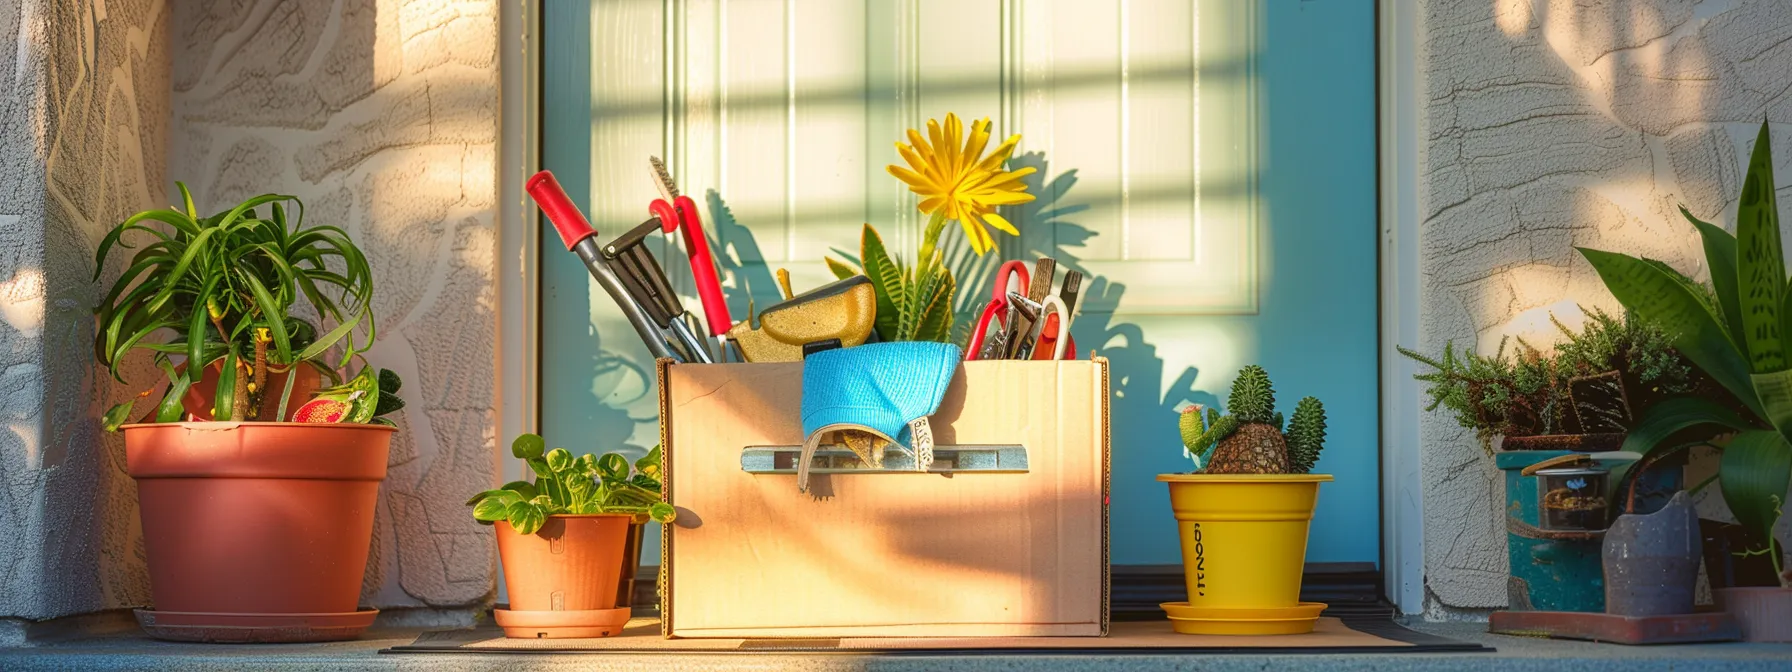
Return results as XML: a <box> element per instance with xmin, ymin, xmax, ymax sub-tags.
<box><xmin>740</xmin><ymin>445</ymin><xmax>1028</xmax><ymax>474</ymax></box>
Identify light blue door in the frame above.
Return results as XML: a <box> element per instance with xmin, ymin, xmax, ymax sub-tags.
<box><xmin>540</xmin><ymin>0</ymin><xmax>1377</xmax><ymax>567</ymax></box>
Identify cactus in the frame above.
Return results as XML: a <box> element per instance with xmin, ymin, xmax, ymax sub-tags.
<box><xmin>1188</xmin><ymin>365</ymin><xmax>1323</xmax><ymax>475</ymax></box>
<box><xmin>1179</xmin><ymin>405</ymin><xmax>1239</xmax><ymax>468</ymax></box>
<box><xmin>1227</xmin><ymin>365</ymin><xmax>1275</xmax><ymax>424</ymax></box>
<box><xmin>1286</xmin><ymin>396</ymin><xmax>1327</xmax><ymax>474</ymax></box>
<box><xmin>1179</xmin><ymin>406</ymin><xmax>1206</xmax><ymax>453</ymax></box>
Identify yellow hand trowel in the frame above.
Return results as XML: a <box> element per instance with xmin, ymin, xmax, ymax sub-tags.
<box><xmin>727</xmin><ymin>275</ymin><xmax>877</xmax><ymax>362</ymax></box>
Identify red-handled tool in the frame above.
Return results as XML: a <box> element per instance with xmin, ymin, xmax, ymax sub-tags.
<box><xmin>650</xmin><ymin>157</ymin><xmax>733</xmax><ymax>348</ymax></box>
<box><xmin>526</xmin><ymin>171</ymin><xmax>680</xmax><ymax>361</ymax></box>
<box><xmin>965</xmin><ymin>262</ymin><xmax>1030</xmax><ymax>361</ymax></box>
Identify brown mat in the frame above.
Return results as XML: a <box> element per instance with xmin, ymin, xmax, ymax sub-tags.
<box><xmin>383</xmin><ymin>617</ymin><xmax>1489</xmax><ymax>654</ymax></box>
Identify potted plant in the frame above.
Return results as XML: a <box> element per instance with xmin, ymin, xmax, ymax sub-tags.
<box><xmin>1397</xmin><ymin>308</ymin><xmax>1701</xmax><ymax>454</ymax></box>
<box><xmin>93</xmin><ymin>184</ymin><xmax>394</xmax><ymax>642</ymax></box>
<box><xmin>1156</xmin><ymin>365</ymin><xmax>1330</xmax><ymax>635</ymax></box>
<box><xmin>1577</xmin><ymin>120</ymin><xmax>1792</xmax><ymax>641</ymax></box>
<box><xmin>467</xmin><ymin>434</ymin><xmax>675</xmax><ymax>639</ymax></box>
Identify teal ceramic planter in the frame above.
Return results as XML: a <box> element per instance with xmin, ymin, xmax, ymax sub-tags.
<box><xmin>1497</xmin><ymin>448</ymin><xmax>1683</xmax><ymax>613</ymax></box>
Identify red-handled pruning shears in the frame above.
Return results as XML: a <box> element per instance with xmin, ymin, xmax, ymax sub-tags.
<box><xmin>649</xmin><ymin>157</ymin><xmax>733</xmax><ymax>353</ymax></box>
<box><xmin>965</xmin><ymin>261</ymin><xmax>1030</xmax><ymax>360</ymax></box>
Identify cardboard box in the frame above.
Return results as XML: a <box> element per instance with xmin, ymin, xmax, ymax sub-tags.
<box><xmin>657</xmin><ymin>358</ymin><xmax>1110</xmax><ymax>638</ymax></box>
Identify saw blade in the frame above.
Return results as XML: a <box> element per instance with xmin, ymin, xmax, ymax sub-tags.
<box><xmin>649</xmin><ymin>155</ymin><xmax>680</xmax><ymax>202</ymax></box>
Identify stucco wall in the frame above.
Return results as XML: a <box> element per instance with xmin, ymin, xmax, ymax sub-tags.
<box><xmin>169</xmin><ymin>0</ymin><xmax>501</xmax><ymax>610</ymax></box>
<box><xmin>1</xmin><ymin>0</ymin><xmax>166</xmax><ymax>628</ymax></box>
<box><xmin>1417</xmin><ymin>0</ymin><xmax>1792</xmax><ymax>616</ymax></box>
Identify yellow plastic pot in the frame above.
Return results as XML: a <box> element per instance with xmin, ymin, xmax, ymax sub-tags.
<box><xmin>1156</xmin><ymin>474</ymin><xmax>1332</xmax><ymax>610</ymax></box>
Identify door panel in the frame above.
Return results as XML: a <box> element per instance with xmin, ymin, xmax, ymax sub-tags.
<box><xmin>541</xmin><ymin>0</ymin><xmax>1377</xmax><ymax>566</ymax></box>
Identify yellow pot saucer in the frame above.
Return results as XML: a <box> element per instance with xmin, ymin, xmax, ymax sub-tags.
<box><xmin>1160</xmin><ymin>601</ymin><xmax>1327</xmax><ymax>635</ymax></box>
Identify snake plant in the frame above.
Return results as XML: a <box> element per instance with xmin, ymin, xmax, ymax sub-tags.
<box><xmin>466</xmin><ymin>434</ymin><xmax>676</xmax><ymax>535</ymax></box>
<box><xmin>95</xmin><ymin>183</ymin><xmax>376</xmax><ymax>428</ymax></box>
<box><xmin>1578</xmin><ymin>120</ymin><xmax>1790</xmax><ymax>583</ymax></box>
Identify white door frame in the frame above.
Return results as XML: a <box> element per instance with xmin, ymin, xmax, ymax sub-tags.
<box><xmin>1378</xmin><ymin>0</ymin><xmax>1425</xmax><ymax>616</ymax></box>
<box><xmin>496</xmin><ymin>0</ymin><xmax>541</xmax><ymax>472</ymax></box>
<box><xmin>494</xmin><ymin>0</ymin><xmax>1430</xmax><ymax>614</ymax></box>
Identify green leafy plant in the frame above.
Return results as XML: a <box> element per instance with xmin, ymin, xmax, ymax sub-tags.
<box><xmin>1397</xmin><ymin>308</ymin><xmax>1701</xmax><ymax>445</ymax></box>
<box><xmin>827</xmin><ymin>225</ymin><xmax>955</xmax><ymax>342</ymax></box>
<box><xmin>96</xmin><ymin>184</ymin><xmax>375</xmax><ymax>428</ymax></box>
<box><xmin>1178</xmin><ymin>365</ymin><xmax>1326</xmax><ymax>474</ymax></box>
<box><xmin>1577</xmin><ymin>120</ymin><xmax>1790</xmax><ymax>585</ymax></box>
<box><xmin>466</xmin><ymin>434</ymin><xmax>676</xmax><ymax>535</ymax></box>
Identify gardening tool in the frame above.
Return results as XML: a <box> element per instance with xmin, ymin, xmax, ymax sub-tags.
<box><xmin>649</xmin><ymin>157</ymin><xmax>732</xmax><ymax>353</ymax></box>
<box><xmin>1032</xmin><ymin>269</ymin><xmax>1081</xmax><ymax>360</ymax></box>
<box><xmin>726</xmin><ymin>276</ymin><xmax>877</xmax><ymax>363</ymax></box>
<box><xmin>1006</xmin><ymin>292</ymin><xmax>1072</xmax><ymax>361</ymax></box>
<box><xmin>526</xmin><ymin>170</ymin><xmax>678</xmax><ymax>361</ymax></box>
<box><xmin>965</xmin><ymin>261</ymin><xmax>1029</xmax><ymax>361</ymax></box>
<box><xmin>600</xmin><ymin>219</ymin><xmax>715</xmax><ymax>363</ymax></box>
<box><xmin>1000</xmin><ymin>258</ymin><xmax>1056</xmax><ymax>359</ymax></box>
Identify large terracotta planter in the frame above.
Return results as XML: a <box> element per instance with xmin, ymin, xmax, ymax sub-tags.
<box><xmin>495</xmin><ymin>514</ymin><xmax>634</xmax><ymax>638</ymax></box>
<box><xmin>1155</xmin><ymin>473</ymin><xmax>1332</xmax><ymax>635</ymax></box>
<box><xmin>124</xmin><ymin>421</ymin><xmax>392</xmax><ymax>642</ymax></box>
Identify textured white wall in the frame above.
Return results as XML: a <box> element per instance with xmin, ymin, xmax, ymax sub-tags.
<box><xmin>1417</xmin><ymin>0</ymin><xmax>1792</xmax><ymax>616</ymax></box>
<box><xmin>2</xmin><ymin>0</ymin><xmax>501</xmax><ymax>629</ymax></box>
<box><xmin>169</xmin><ymin>0</ymin><xmax>501</xmax><ymax>610</ymax></box>
<box><xmin>1</xmin><ymin>0</ymin><xmax>166</xmax><ymax>626</ymax></box>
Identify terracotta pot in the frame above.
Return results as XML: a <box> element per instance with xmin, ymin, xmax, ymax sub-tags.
<box><xmin>1603</xmin><ymin>492</ymin><xmax>1700</xmax><ymax>616</ymax></box>
<box><xmin>495</xmin><ymin>514</ymin><xmax>633</xmax><ymax>638</ymax></box>
<box><xmin>1716</xmin><ymin>587</ymin><xmax>1792</xmax><ymax>642</ymax></box>
<box><xmin>124</xmin><ymin>421</ymin><xmax>392</xmax><ymax>640</ymax></box>
<box><xmin>181</xmin><ymin>362</ymin><xmax>324</xmax><ymax>422</ymax></box>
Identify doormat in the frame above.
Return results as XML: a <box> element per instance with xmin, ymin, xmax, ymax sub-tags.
<box><xmin>382</xmin><ymin>617</ymin><xmax>1490</xmax><ymax>655</ymax></box>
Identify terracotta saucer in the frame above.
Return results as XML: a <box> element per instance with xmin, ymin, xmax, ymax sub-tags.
<box><xmin>1159</xmin><ymin>601</ymin><xmax>1327</xmax><ymax>635</ymax></box>
<box><xmin>133</xmin><ymin>609</ymin><xmax>379</xmax><ymax>643</ymax></box>
<box><xmin>493</xmin><ymin>607</ymin><xmax>631</xmax><ymax>639</ymax></box>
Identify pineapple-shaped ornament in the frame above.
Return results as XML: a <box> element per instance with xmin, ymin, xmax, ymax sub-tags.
<box><xmin>1180</xmin><ymin>365</ymin><xmax>1326</xmax><ymax>474</ymax></box>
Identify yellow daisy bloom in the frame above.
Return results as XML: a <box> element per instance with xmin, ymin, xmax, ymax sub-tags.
<box><xmin>887</xmin><ymin>113</ymin><xmax>1036</xmax><ymax>255</ymax></box>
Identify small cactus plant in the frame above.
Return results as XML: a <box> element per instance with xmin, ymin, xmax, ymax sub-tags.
<box><xmin>1286</xmin><ymin>396</ymin><xmax>1327</xmax><ymax>474</ymax></box>
<box><xmin>1180</xmin><ymin>365</ymin><xmax>1327</xmax><ymax>474</ymax></box>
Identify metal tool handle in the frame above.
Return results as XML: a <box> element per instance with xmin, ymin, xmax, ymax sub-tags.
<box><xmin>603</xmin><ymin>218</ymin><xmax>715</xmax><ymax>363</ymax></box>
<box><xmin>571</xmin><ymin>239</ymin><xmax>679</xmax><ymax>361</ymax></box>
<box><xmin>527</xmin><ymin>171</ymin><xmax>679</xmax><ymax>361</ymax></box>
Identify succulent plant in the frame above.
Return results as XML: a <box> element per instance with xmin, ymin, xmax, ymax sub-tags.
<box><xmin>1286</xmin><ymin>397</ymin><xmax>1327</xmax><ymax>475</ymax></box>
<box><xmin>1180</xmin><ymin>365</ymin><xmax>1326</xmax><ymax>475</ymax></box>
<box><xmin>827</xmin><ymin>224</ymin><xmax>955</xmax><ymax>342</ymax></box>
<box><xmin>466</xmin><ymin>434</ymin><xmax>675</xmax><ymax>535</ymax></box>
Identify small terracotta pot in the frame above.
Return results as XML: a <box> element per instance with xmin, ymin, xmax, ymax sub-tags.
<box><xmin>181</xmin><ymin>362</ymin><xmax>324</xmax><ymax>422</ymax></box>
<box><xmin>495</xmin><ymin>514</ymin><xmax>634</xmax><ymax>638</ymax></box>
<box><xmin>1716</xmin><ymin>586</ymin><xmax>1792</xmax><ymax>642</ymax></box>
<box><xmin>124</xmin><ymin>421</ymin><xmax>392</xmax><ymax>641</ymax></box>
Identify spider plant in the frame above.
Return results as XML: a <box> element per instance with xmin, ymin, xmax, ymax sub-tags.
<box><xmin>95</xmin><ymin>183</ymin><xmax>375</xmax><ymax>428</ymax></box>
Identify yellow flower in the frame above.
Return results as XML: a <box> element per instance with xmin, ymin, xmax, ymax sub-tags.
<box><xmin>887</xmin><ymin>114</ymin><xmax>1036</xmax><ymax>255</ymax></box>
